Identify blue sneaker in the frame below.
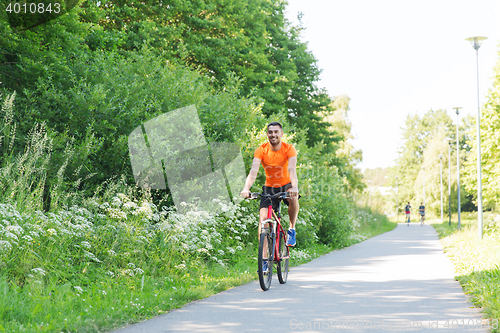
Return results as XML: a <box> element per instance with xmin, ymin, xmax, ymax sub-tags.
<box><xmin>258</xmin><ymin>260</ymin><xmax>269</xmax><ymax>275</ymax></box>
<box><xmin>262</xmin><ymin>260</ymin><xmax>269</xmax><ymax>275</ymax></box>
<box><xmin>286</xmin><ymin>229</ymin><xmax>296</xmax><ymax>247</ymax></box>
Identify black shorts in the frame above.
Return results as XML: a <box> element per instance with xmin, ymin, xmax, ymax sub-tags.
<box><xmin>259</xmin><ymin>183</ymin><xmax>299</xmax><ymax>210</ymax></box>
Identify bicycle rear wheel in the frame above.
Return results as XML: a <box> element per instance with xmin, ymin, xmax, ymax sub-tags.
<box><xmin>277</xmin><ymin>231</ymin><xmax>289</xmax><ymax>284</ymax></box>
<box><xmin>258</xmin><ymin>232</ymin><xmax>273</xmax><ymax>291</ymax></box>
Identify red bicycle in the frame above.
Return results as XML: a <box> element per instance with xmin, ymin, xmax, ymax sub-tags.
<box><xmin>249</xmin><ymin>192</ymin><xmax>291</xmax><ymax>291</ymax></box>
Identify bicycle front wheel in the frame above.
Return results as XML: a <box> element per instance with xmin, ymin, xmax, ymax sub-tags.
<box><xmin>277</xmin><ymin>231</ymin><xmax>289</xmax><ymax>284</ymax></box>
<box><xmin>258</xmin><ymin>232</ymin><xmax>273</xmax><ymax>291</ymax></box>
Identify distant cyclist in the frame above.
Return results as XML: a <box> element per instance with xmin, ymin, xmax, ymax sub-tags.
<box><xmin>240</xmin><ymin>122</ymin><xmax>299</xmax><ymax>246</ymax></box>
<box><xmin>419</xmin><ymin>202</ymin><xmax>425</xmax><ymax>225</ymax></box>
<box><xmin>405</xmin><ymin>202</ymin><xmax>411</xmax><ymax>225</ymax></box>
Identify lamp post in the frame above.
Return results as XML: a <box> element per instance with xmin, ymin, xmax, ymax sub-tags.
<box><xmin>368</xmin><ymin>180</ymin><xmax>372</xmax><ymax>209</ymax></box>
<box><xmin>423</xmin><ymin>166</ymin><xmax>425</xmax><ymax>206</ymax></box>
<box><xmin>466</xmin><ymin>36</ymin><xmax>487</xmax><ymax>239</ymax></box>
<box><xmin>396</xmin><ymin>177</ymin><xmax>398</xmax><ymax>223</ymax></box>
<box><xmin>454</xmin><ymin>107</ymin><xmax>462</xmax><ymax>230</ymax></box>
<box><xmin>445</xmin><ymin>138</ymin><xmax>453</xmax><ymax>226</ymax></box>
<box><xmin>439</xmin><ymin>154</ymin><xmax>444</xmax><ymax>223</ymax></box>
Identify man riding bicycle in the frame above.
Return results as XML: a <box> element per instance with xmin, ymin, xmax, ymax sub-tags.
<box><xmin>405</xmin><ymin>202</ymin><xmax>411</xmax><ymax>224</ymax></box>
<box><xmin>419</xmin><ymin>202</ymin><xmax>425</xmax><ymax>223</ymax></box>
<box><xmin>240</xmin><ymin>122</ymin><xmax>299</xmax><ymax>247</ymax></box>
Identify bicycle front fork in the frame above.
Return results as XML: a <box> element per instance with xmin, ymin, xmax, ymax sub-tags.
<box><xmin>261</xmin><ymin>218</ymin><xmax>274</xmax><ymax>234</ymax></box>
<box><xmin>261</xmin><ymin>219</ymin><xmax>276</xmax><ymax>260</ymax></box>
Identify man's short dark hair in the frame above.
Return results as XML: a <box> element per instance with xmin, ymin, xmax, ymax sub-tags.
<box><xmin>267</xmin><ymin>122</ymin><xmax>282</xmax><ymax>130</ymax></box>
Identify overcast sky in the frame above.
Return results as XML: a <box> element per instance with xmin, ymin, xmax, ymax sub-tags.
<box><xmin>284</xmin><ymin>0</ymin><xmax>500</xmax><ymax>170</ymax></box>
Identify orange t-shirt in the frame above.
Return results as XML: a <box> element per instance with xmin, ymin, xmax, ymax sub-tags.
<box><xmin>254</xmin><ymin>142</ymin><xmax>297</xmax><ymax>187</ymax></box>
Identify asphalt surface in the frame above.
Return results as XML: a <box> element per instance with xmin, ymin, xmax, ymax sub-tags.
<box><xmin>113</xmin><ymin>223</ymin><xmax>487</xmax><ymax>332</ymax></box>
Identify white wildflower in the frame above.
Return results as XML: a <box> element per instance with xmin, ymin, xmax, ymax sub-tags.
<box><xmin>6</xmin><ymin>225</ymin><xmax>23</xmax><ymax>235</ymax></box>
<box><xmin>46</xmin><ymin>228</ymin><xmax>57</xmax><ymax>236</ymax></box>
<box><xmin>107</xmin><ymin>249</ymin><xmax>117</xmax><ymax>256</ymax></box>
<box><xmin>107</xmin><ymin>208</ymin><xmax>127</xmax><ymax>220</ymax></box>
<box><xmin>74</xmin><ymin>286</ymin><xmax>83</xmax><ymax>293</ymax></box>
<box><xmin>81</xmin><ymin>241</ymin><xmax>91</xmax><ymax>249</ymax></box>
<box><xmin>123</xmin><ymin>269</ymin><xmax>135</xmax><ymax>277</ymax></box>
<box><xmin>31</xmin><ymin>268</ymin><xmax>46</xmax><ymax>276</ymax></box>
<box><xmin>0</xmin><ymin>240</ymin><xmax>12</xmax><ymax>252</ymax></box>
<box><xmin>122</xmin><ymin>202</ymin><xmax>138</xmax><ymax>210</ymax></box>
<box><xmin>137</xmin><ymin>202</ymin><xmax>153</xmax><ymax>217</ymax></box>
<box><xmin>111</xmin><ymin>196</ymin><xmax>122</xmax><ymax>207</ymax></box>
<box><xmin>84</xmin><ymin>251</ymin><xmax>101</xmax><ymax>263</ymax></box>
<box><xmin>174</xmin><ymin>263</ymin><xmax>186</xmax><ymax>270</ymax></box>
<box><xmin>4</xmin><ymin>232</ymin><xmax>18</xmax><ymax>241</ymax></box>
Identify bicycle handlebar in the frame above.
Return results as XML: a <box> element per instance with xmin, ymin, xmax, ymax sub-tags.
<box><xmin>247</xmin><ymin>192</ymin><xmax>291</xmax><ymax>200</ymax></box>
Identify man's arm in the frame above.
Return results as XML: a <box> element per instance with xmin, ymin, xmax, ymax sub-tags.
<box><xmin>287</xmin><ymin>156</ymin><xmax>299</xmax><ymax>197</ymax></box>
<box><xmin>240</xmin><ymin>158</ymin><xmax>261</xmax><ymax>198</ymax></box>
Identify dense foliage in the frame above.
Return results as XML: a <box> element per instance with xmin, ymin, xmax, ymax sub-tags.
<box><xmin>0</xmin><ymin>1</ymin><xmax>365</xmax><ymax>330</ymax></box>
<box><xmin>0</xmin><ymin>0</ymin><xmax>362</xmax><ymax>196</ymax></box>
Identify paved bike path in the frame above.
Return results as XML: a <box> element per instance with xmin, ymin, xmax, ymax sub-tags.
<box><xmin>113</xmin><ymin>223</ymin><xmax>486</xmax><ymax>332</ymax></box>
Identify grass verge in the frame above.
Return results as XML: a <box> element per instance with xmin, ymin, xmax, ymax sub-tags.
<box><xmin>351</xmin><ymin>207</ymin><xmax>397</xmax><ymax>243</ymax></box>
<box><xmin>431</xmin><ymin>212</ymin><xmax>500</xmax><ymax>332</ymax></box>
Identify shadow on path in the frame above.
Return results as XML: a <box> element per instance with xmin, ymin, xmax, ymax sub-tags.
<box><xmin>113</xmin><ymin>224</ymin><xmax>486</xmax><ymax>332</ymax></box>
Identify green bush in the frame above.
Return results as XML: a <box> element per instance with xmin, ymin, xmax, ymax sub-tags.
<box><xmin>3</xmin><ymin>48</ymin><xmax>266</xmax><ymax>201</ymax></box>
<box><xmin>296</xmin><ymin>134</ymin><xmax>355</xmax><ymax>247</ymax></box>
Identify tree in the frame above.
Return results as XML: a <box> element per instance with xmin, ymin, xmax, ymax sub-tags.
<box><xmin>391</xmin><ymin>109</ymin><xmax>476</xmax><ymax>214</ymax></box>
<box><xmin>317</xmin><ymin>94</ymin><xmax>363</xmax><ymax>192</ymax></box>
<box><xmin>393</xmin><ymin>110</ymin><xmax>453</xmax><ymax>202</ymax></box>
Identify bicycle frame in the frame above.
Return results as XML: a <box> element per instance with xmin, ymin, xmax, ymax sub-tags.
<box><xmin>261</xmin><ymin>198</ymin><xmax>289</xmax><ymax>264</ymax></box>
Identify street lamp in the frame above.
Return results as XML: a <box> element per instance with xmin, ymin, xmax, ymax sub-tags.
<box><xmin>423</xmin><ymin>166</ymin><xmax>425</xmax><ymax>206</ymax></box>
<box><xmin>395</xmin><ymin>176</ymin><xmax>398</xmax><ymax>222</ymax></box>
<box><xmin>439</xmin><ymin>154</ymin><xmax>444</xmax><ymax>223</ymax></box>
<box><xmin>466</xmin><ymin>36</ymin><xmax>487</xmax><ymax>239</ymax></box>
<box><xmin>368</xmin><ymin>180</ymin><xmax>372</xmax><ymax>208</ymax></box>
<box><xmin>454</xmin><ymin>107</ymin><xmax>462</xmax><ymax>230</ymax></box>
<box><xmin>445</xmin><ymin>138</ymin><xmax>453</xmax><ymax>226</ymax></box>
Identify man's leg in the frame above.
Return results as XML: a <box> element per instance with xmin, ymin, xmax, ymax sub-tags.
<box><xmin>286</xmin><ymin>193</ymin><xmax>299</xmax><ymax>246</ymax></box>
<box><xmin>259</xmin><ymin>207</ymin><xmax>269</xmax><ymax>238</ymax></box>
<box><xmin>287</xmin><ymin>195</ymin><xmax>299</xmax><ymax>229</ymax></box>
